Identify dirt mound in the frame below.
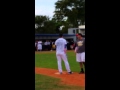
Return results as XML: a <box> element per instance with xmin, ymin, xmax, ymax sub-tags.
<box><xmin>35</xmin><ymin>67</ymin><xmax>85</xmax><ymax>87</ymax></box>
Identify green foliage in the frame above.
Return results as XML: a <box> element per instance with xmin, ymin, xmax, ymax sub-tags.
<box><xmin>54</xmin><ymin>0</ymin><xmax>85</xmax><ymax>27</ymax></box>
<box><xmin>35</xmin><ymin>15</ymin><xmax>57</xmax><ymax>34</ymax></box>
<box><xmin>35</xmin><ymin>0</ymin><xmax>85</xmax><ymax>34</ymax></box>
<box><xmin>35</xmin><ymin>15</ymin><xmax>69</xmax><ymax>34</ymax></box>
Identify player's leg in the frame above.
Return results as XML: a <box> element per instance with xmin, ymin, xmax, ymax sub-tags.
<box><xmin>79</xmin><ymin>52</ymin><xmax>85</xmax><ymax>73</ymax></box>
<box><xmin>40</xmin><ymin>44</ymin><xmax>42</xmax><ymax>51</ymax></box>
<box><xmin>38</xmin><ymin>47</ymin><xmax>40</xmax><ymax>51</ymax></box>
<box><xmin>56</xmin><ymin>54</ymin><xmax>62</xmax><ymax>74</ymax></box>
<box><xmin>81</xmin><ymin>52</ymin><xmax>85</xmax><ymax>69</ymax></box>
<box><xmin>37</xmin><ymin>45</ymin><xmax>40</xmax><ymax>51</ymax></box>
<box><xmin>76</xmin><ymin>53</ymin><xmax>84</xmax><ymax>73</ymax></box>
<box><xmin>61</xmin><ymin>54</ymin><xmax>72</xmax><ymax>74</ymax></box>
<box><xmin>36</xmin><ymin>44</ymin><xmax>38</xmax><ymax>50</ymax></box>
<box><xmin>37</xmin><ymin>47</ymin><xmax>40</xmax><ymax>51</ymax></box>
<box><xmin>79</xmin><ymin>62</ymin><xmax>84</xmax><ymax>73</ymax></box>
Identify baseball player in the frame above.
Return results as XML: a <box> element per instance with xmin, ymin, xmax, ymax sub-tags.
<box><xmin>37</xmin><ymin>41</ymin><xmax>42</xmax><ymax>51</ymax></box>
<box><xmin>55</xmin><ymin>33</ymin><xmax>72</xmax><ymax>74</ymax></box>
<box><xmin>75</xmin><ymin>33</ymin><xmax>85</xmax><ymax>74</ymax></box>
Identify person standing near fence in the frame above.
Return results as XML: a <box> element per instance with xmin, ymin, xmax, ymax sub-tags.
<box><xmin>55</xmin><ymin>33</ymin><xmax>72</xmax><ymax>74</ymax></box>
<box><xmin>44</xmin><ymin>40</ymin><xmax>48</xmax><ymax>50</ymax></box>
<box><xmin>37</xmin><ymin>41</ymin><xmax>42</xmax><ymax>51</ymax></box>
<box><xmin>47</xmin><ymin>40</ymin><xmax>51</xmax><ymax>50</ymax></box>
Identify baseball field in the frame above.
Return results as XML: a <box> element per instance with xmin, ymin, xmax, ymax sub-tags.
<box><xmin>35</xmin><ymin>50</ymin><xmax>85</xmax><ymax>90</ymax></box>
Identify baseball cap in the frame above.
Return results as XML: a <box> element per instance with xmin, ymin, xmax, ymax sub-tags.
<box><xmin>76</xmin><ymin>34</ymin><xmax>78</xmax><ymax>36</ymax></box>
<box><xmin>76</xmin><ymin>33</ymin><xmax>83</xmax><ymax>37</ymax></box>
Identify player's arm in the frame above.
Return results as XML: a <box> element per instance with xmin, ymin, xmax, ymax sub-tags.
<box><xmin>64</xmin><ymin>39</ymin><xmax>67</xmax><ymax>49</ymax></box>
<box><xmin>64</xmin><ymin>40</ymin><xmax>67</xmax><ymax>53</ymax></box>
<box><xmin>64</xmin><ymin>44</ymin><xmax>67</xmax><ymax>50</ymax></box>
<box><xmin>55</xmin><ymin>40</ymin><xmax>57</xmax><ymax>48</ymax></box>
<box><xmin>74</xmin><ymin>42</ymin><xmax>78</xmax><ymax>53</ymax></box>
<box><xmin>75</xmin><ymin>47</ymin><xmax>78</xmax><ymax>53</ymax></box>
<box><xmin>82</xmin><ymin>39</ymin><xmax>85</xmax><ymax>50</ymax></box>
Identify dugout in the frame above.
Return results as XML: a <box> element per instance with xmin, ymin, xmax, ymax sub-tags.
<box><xmin>35</xmin><ymin>34</ymin><xmax>76</xmax><ymax>42</ymax></box>
<box><xmin>35</xmin><ymin>34</ymin><xmax>77</xmax><ymax>50</ymax></box>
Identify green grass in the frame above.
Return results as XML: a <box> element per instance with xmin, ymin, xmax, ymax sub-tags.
<box><xmin>35</xmin><ymin>51</ymin><xmax>82</xmax><ymax>72</ymax></box>
<box><xmin>35</xmin><ymin>51</ymin><xmax>85</xmax><ymax>90</ymax></box>
<box><xmin>35</xmin><ymin>74</ymin><xmax>85</xmax><ymax>90</ymax></box>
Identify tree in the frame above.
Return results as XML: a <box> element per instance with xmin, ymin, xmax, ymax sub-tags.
<box><xmin>54</xmin><ymin>0</ymin><xmax>85</xmax><ymax>27</ymax></box>
<box><xmin>35</xmin><ymin>15</ymin><xmax>49</xmax><ymax>33</ymax></box>
<box><xmin>35</xmin><ymin>15</ymin><xmax>58</xmax><ymax>34</ymax></box>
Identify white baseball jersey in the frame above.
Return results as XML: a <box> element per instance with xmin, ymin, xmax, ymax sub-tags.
<box><xmin>37</xmin><ymin>41</ymin><xmax>42</xmax><ymax>50</ymax></box>
<box><xmin>55</xmin><ymin>38</ymin><xmax>71</xmax><ymax>73</ymax></box>
<box><xmin>55</xmin><ymin>38</ymin><xmax>67</xmax><ymax>54</ymax></box>
<box><xmin>37</xmin><ymin>44</ymin><xmax>42</xmax><ymax>50</ymax></box>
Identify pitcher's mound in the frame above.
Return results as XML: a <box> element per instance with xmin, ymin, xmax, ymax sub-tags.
<box><xmin>35</xmin><ymin>67</ymin><xmax>85</xmax><ymax>87</ymax></box>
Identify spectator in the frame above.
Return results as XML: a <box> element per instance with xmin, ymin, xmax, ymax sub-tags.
<box><xmin>44</xmin><ymin>40</ymin><xmax>48</xmax><ymax>50</ymax></box>
<box><xmin>37</xmin><ymin>41</ymin><xmax>42</xmax><ymax>51</ymax></box>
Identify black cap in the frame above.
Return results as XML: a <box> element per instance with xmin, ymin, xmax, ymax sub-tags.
<box><xmin>59</xmin><ymin>33</ymin><xmax>63</xmax><ymax>37</ymax></box>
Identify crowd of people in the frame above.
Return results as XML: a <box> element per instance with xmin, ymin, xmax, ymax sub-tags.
<box><xmin>35</xmin><ymin>39</ymin><xmax>75</xmax><ymax>51</ymax></box>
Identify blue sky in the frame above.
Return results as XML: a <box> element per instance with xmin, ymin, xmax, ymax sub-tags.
<box><xmin>35</xmin><ymin>0</ymin><xmax>57</xmax><ymax>18</ymax></box>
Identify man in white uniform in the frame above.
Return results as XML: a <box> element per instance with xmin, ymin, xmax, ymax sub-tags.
<box><xmin>55</xmin><ymin>33</ymin><xmax>72</xmax><ymax>74</ymax></box>
<box><xmin>37</xmin><ymin>41</ymin><xmax>42</xmax><ymax>51</ymax></box>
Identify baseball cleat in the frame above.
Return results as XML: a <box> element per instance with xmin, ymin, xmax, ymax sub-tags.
<box><xmin>79</xmin><ymin>71</ymin><xmax>84</xmax><ymax>74</ymax></box>
<box><xmin>68</xmin><ymin>71</ymin><xmax>73</xmax><ymax>74</ymax></box>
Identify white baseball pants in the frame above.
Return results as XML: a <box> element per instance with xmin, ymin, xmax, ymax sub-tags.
<box><xmin>56</xmin><ymin>53</ymin><xmax>71</xmax><ymax>73</ymax></box>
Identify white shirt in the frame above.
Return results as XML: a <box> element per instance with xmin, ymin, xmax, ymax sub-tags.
<box><xmin>37</xmin><ymin>43</ymin><xmax>42</xmax><ymax>47</ymax></box>
<box><xmin>37</xmin><ymin>43</ymin><xmax>42</xmax><ymax>49</ymax></box>
<box><xmin>47</xmin><ymin>42</ymin><xmax>50</xmax><ymax>45</ymax></box>
<box><xmin>55</xmin><ymin>38</ymin><xmax>67</xmax><ymax>54</ymax></box>
<box><xmin>44</xmin><ymin>42</ymin><xmax>47</xmax><ymax>45</ymax></box>
<box><xmin>38</xmin><ymin>41</ymin><xmax>42</xmax><ymax>44</ymax></box>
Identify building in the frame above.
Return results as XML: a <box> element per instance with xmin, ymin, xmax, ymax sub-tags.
<box><xmin>78</xmin><ymin>25</ymin><xmax>85</xmax><ymax>35</ymax></box>
<box><xmin>68</xmin><ymin>25</ymin><xmax>85</xmax><ymax>35</ymax></box>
